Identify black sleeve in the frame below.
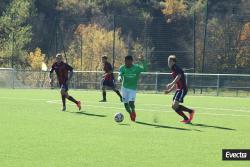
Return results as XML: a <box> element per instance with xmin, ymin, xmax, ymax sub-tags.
<box><xmin>50</xmin><ymin>63</ymin><xmax>55</xmax><ymax>74</ymax></box>
<box><xmin>65</xmin><ymin>63</ymin><xmax>73</xmax><ymax>71</ymax></box>
<box><xmin>108</xmin><ymin>63</ymin><xmax>113</xmax><ymax>72</ymax></box>
<box><xmin>174</xmin><ymin>66</ymin><xmax>183</xmax><ymax>75</ymax></box>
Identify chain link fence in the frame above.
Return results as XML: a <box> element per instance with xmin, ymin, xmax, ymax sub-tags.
<box><xmin>1</xmin><ymin>68</ymin><xmax>250</xmax><ymax>97</ymax></box>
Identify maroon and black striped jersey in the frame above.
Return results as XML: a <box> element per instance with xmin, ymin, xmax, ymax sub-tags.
<box><xmin>50</xmin><ymin>62</ymin><xmax>73</xmax><ymax>84</ymax></box>
<box><xmin>171</xmin><ymin>64</ymin><xmax>187</xmax><ymax>90</ymax></box>
<box><xmin>103</xmin><ymin>62</ymin><xmax>114</xmax><ymax>80</ymax></box>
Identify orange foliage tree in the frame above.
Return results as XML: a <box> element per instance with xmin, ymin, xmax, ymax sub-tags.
<box><xmin>66</xmin><ymin>24</ymin><xmax>128</xmax><ymax>71</ymax></box>
<box><xmin>27</xmin><ymin>48</ymin><xmax>45</xmax><ymax>70</ymax></box>
<box><xmin>161</xmin><ymin>0</ymin><xmax>187</xmax><ymax>18</ymax></box>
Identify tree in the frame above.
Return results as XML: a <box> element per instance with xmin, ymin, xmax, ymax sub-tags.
<box><xmin>26</xmin><ymin>47</ymin><xmax>45</xmax><ymax>70</ymax></box>
<box><xmin>161</xmin><ymin>0</ymin><xmax>206</xmax><ymax>19</ymax></box>
<box><xmin>0</xmin><ymin>0</ymin><xmax>10</xmax><ymax>15</ymax></box>
<box><xmin>0</xmin><ymin>0</ymin><xmax>36</xmax><ymax>68</ymax></box>
<box><xmin>66</xmin><ymin>23</ymin><xmax>127</xmax><ymax>71</ymax></box>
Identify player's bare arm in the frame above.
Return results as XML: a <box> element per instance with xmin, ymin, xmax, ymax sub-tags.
<box><xmin>102</xmin><ymin>71</ymin><xmax>112</xmax><ymax>78</ymax></box>
<box><xmin>138</xmin><ymin>54</ymin><xmax>144</xmax><ymax>61</ymax></box>
<box><xmin>167</xmin><ymin>74</ymin><xmax>181</xmax><ymax>90</ymax></box>
<box><xmin>118</xmin><ymin>67</ymin><xmax>123</xmax><ymax>82</ymax></box>
<box><xmin>164</xmin><ymin>84</ymin><xmax>175</xmax><ymax>94</ymax></box>
<box><xmin>49</xmin><ymin>68</ymin><xmax>54</xmax><ymax>86</ymax></box>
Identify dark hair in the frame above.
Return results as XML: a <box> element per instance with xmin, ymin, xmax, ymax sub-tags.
<box><xmin>125</xmin><ymin>55</ymin><xmax>133</xmax><ymax>61</ymax></box>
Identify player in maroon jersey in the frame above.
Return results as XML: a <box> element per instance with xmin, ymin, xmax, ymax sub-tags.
<box><xmin>49</xmin><ymin>54</ymin><xmax>81</xmax><ymax>111</ymax></box>
<box><xmin>165</xmin><ymin>55</ymin><xmax>195</xmax><ymax>123</ymax></box>
<box><xmin>99</xmin><ymin>55</ymin><xmax>122</xmax><ymax>102</ymax></box>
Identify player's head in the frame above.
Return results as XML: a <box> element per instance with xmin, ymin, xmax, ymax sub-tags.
<box><xmin>101</xmin><ymin>55</ymin><xmax>108</xmax><ymax>63</ymax></box>
<box><xmin>125</xmin><ymin>55</ymin><xmax>133</xmax><ymax>68</ymax></box>
<box><xmin>168</xmin><ymin>55</ymin><xmax>176</xmax><ymax>69</ymax></box>
<box><xmin>56</xmin><ymin>53</ymin><xmax>63</xmax><ymax>64</ymax></box>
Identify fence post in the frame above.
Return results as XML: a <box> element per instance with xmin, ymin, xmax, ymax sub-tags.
<box><xmin>112</xmin><ymin>15</ymin><xmax>116</xmax><ymax>68</ymax></box>
<box><xmin>155</xmin><ymin>72</ymin><xmax>158</xmax><ymax>93</ymax></box>
<box><xmin>185</xmin><ymin>73</ymin><xmax>188</xmax><ymax>87</ymax></box>
<box><xmin>12</xmin><ymin>68</ymin><xmax>15</xmax><ymax>89</ymax></box>
<box><xmin>80</xmin><ymin>35</ymin><xmax>83</xmax><ymax>71</ymax></box>
<box><xmin>73</xmin><ymin>72</ymin><xmax>76</xmax><ymax>89</ymax></box>
<box><xmin>216</xmin><ymin>74</ymin><xmax>220</xmax><ymax>96</ymax></box>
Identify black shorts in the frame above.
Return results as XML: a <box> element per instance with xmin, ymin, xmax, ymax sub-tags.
<box><xmin>60</xmin><ymin>83</ymin><xmax>68</xmax><ymax>91</ymax></box>
<box><xmin>101</xmin><ymin>79</ymin><xmax>115</xmax><ymax>88</ymax></box>
<box><xmin>173</xmin><ymin>89</ymin><xmax>187</xmax><ymax>103</ymax></box>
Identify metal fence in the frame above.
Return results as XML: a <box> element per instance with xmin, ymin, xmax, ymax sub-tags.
<box><xmin>1</xmin><ymin>68</ymin><xmax>250</xmax><ymax>97</ymax></box>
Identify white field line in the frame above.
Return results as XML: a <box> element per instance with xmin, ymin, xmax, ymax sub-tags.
<box><xmin>47</xmin><ymin>100</ymin><xmax>172</xmax><ymax>112</ymax></box>
<box><xmin>0</xmin><ymin>97</ymin><xmax>50</xmax><ymax>101</ymax></box>
<box><xmin>1</xmin><ymin>96</ymin><xmax>250</xmax><ymax>114</ymax></box>
<box><xmin>48</xmin><ymin>99</ymin><xmax>250</xmax><ymax>114</ymax></box>
<box><xmin>47</xmin><ymin>100</ymin><xmax>250</xmax><ymax>118</ymax></box>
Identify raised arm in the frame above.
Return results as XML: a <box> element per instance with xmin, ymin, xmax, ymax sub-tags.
<box><xmin>118</xmin><ymin>66</ymin><xmax>123</xmax><ymax>82</ymax></box>
<box><xmin>49</xmin><ymin>65</ymin><xmax>55</xmax><ymax>85</ymax></box>
<box><xmin>137</xmin><ymin>56</ymin><xmax>148</xmax><ymax>72</ymax></box>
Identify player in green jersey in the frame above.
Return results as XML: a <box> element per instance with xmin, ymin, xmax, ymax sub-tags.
<box><xmin>118</xmin><ymin>55</ymin><xmax>147</xmax><ymax>121</ymax></box>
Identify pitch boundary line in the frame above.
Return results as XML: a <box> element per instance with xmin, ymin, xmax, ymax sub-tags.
<box><xmin>1</xmin><ymin>96</ymin><xmax>249</xmax><ymax>113</ymax></box>
<box><xmin>47</xmin><ymin>100</ymin><xmax>250</xmax><ymax>118</ymax></box>
<box><xmin>1</xmin><ymin>96</ymin><xmax>250</xmax><ymax>116</ymax></box>
<box><xmin>84</xmin><ymin>101</ymin><xmax>250</xmax><ymax>113</ymax></box>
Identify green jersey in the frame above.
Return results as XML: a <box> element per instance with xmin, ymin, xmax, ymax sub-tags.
<box><xmin>119</xmin><ymin>60</ymin><xmax>147</xmax><ymax>90</ymax></box>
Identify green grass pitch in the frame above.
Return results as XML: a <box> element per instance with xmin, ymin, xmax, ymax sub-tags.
<box><xmin>0</xmin><ymin>89</ymin><xmax>249</xmax><ymax>167</ymax></box>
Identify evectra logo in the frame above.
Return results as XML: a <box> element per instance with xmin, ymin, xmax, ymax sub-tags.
<box><xmin>222</xmin><ymin>149</ymin><xmax>250</xmax><ymax>160</ymax></box>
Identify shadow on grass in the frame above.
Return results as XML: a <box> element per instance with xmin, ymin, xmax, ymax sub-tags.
<box><xmin>118</xmin><ymin>123</ymin><xmax>130</xmax><ymax>126</ymax></box>
<box><xmin>72</xmin><ymin>111</ymin><xmax>107</xmax><ymax>117</ymax></box>
<box><xmin>189</xmin><ymin>123</ymin><xmax>236</xmax><ymax>131</ymax></box>
<box><xmin>136</xmin><ymin>121</ymin><xmax>191</xmax><ymax>131</ymax></box>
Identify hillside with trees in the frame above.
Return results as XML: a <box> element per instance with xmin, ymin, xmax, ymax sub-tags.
<box><xmin>0</xmin><ymin>0</ymin><xmax>250</xmax><ymax>73</ymax></box>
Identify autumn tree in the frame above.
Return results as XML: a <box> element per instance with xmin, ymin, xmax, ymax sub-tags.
<box><xmin>27</xmin><ymin>48</ymin><xmax>46</xmax><ymax>70</ymax></box>
<box><xmin>66</xmin><ymin>24</ymin><xmax>127</xmax><ymax>71</ymax></box>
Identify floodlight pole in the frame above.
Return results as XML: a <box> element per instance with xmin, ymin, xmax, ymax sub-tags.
<box><xmin>80</xmin><ymin>35</ymin><xmax>83</xmax><ymax>71</ymax></box>
<box><xmin>11</xmin><ymin>14</ymin><xmax>15</xmax><ymax>68</ymax></box>
<box><xmin>112</xmin><ymin>14</ymin><xmax>116</xmax><ymax>69</ymax></box>
<box><xmin>193</xmin><ymin>11</ymin><xmax>196</xmax><ymax>73</ymax></box>
<box><xmin>202</xmin><ymin>0</ymin><xmax>209</xmax><ymax>73</ymax></box>
<box><xmin>11</xmin><ymin>31</ymin><xmax>14</xmax><ymax>68</ymax></box>
<box><xmin>201</xmin><ymin>0</ymin><xmax>209</xmax><ymax>94</ymax></box>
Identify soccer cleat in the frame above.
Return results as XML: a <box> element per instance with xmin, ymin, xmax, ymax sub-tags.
<box><xmin>129</xmin><ymin>113</ymin><xmax>134</xmax><ymax>121</ymax></box>
<box><xmin>189</xmin><ymin>110</ymin><xmax>195</xmax><ymax>122</ymax></box>
<box><xmin>62</xmin><ymin>106</ymin><xmax>66</xmax><ymax>111</ymax></box>
<box><xmin>99</xmin><ymin>99</ymin><xmax>107</xmax><ymax>102</ymax></box>
<box><xmin>180</xmin><ymin>119</ymin><xmax>191</xmax><ymax>124</ymax></box>
<box><xmin>130</xmin><ymin>111</ymin><xmax>136</xmax><ymax>122</ymax></box>
<box><xmin>77</xmin><ymin>101</ymin><xmax>81</xmax><ymax>111</ymax></box>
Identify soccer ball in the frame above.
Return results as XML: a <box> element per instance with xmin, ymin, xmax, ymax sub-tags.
<box><xmin>114</xmin><ymin>112</ymin><xmax>124</xmax><ymax>123</ymax></box>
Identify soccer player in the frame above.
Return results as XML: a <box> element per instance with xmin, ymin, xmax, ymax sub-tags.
<box><xmin>99</xmin><ymin>55</ymin><xmax>122</xmax><ymax>102</ymax></box>
<box><xmin>49</xmin><ymin>53</ymin><xmax>81</xmax><ymax>111</ymax></box>
<box><xmin>118</xmin><ymin>55</ymin><xmax>147</xmax><ymax>121</ymax></box>
<box><xmin>165</xmin><ymin>55</ymin><xmax>195</xmax><ymax>123</ymax></box>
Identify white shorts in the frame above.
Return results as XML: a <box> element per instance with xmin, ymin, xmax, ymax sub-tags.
<box><xmin>121</xmin><ymin>87</ymin><xmax>136</xmax><ymax>103</ymax></box>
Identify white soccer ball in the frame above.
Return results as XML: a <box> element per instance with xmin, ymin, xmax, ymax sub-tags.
<box><xmin>114</xmin><ymin>112</ymin><xmax>124</xmax><ymax>123</ymax></box>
